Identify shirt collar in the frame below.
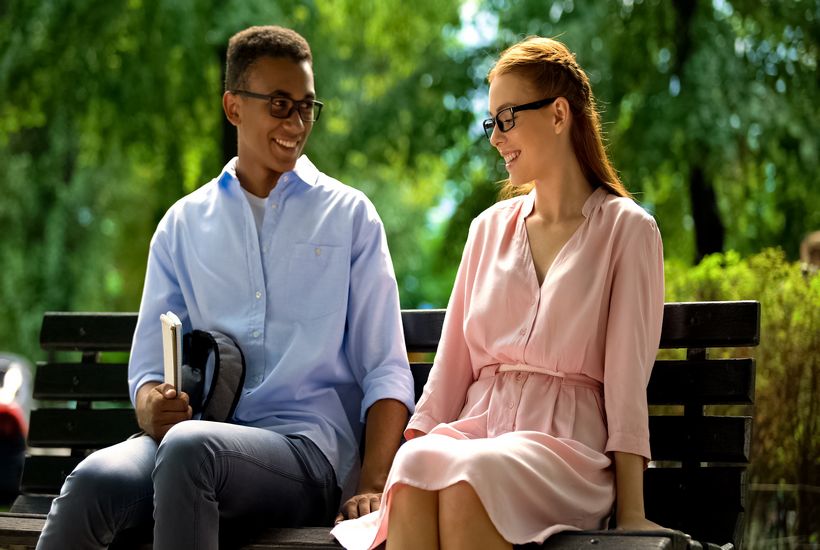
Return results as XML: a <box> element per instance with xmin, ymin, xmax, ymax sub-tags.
<box><xmin>217</xmin><ymin>155</ymin><xmax>320</xmax><ymax>191</ymax></box>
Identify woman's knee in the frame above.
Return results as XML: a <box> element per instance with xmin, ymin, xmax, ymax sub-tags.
<box><xmin>438</xmin><ymin>481</ymin><xmax>480</xmax><ymax>521</ymax></box>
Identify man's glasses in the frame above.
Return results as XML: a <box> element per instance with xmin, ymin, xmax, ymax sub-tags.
<box><xmin>231</xmin><ymin>90</ymin><xmax>324</xmax><ymax>122</ymax></box>
<box><xmin>482</xmin><ymin>97</ymin><xmax>557</xmax><ymax>140</ymax></box>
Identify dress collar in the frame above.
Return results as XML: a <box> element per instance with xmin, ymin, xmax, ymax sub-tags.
<box><xmin>520</xmin><ymin>185</ymin><xmax>608</xmax><ymax>219</ymax></box>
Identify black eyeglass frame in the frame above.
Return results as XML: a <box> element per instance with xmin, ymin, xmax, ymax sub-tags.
<box><xmin>483</xmin><ymin>97</ymin><xmax>557</xmax><ymax>139</ymax></box>
<box><xmin>230</xmin><ymin>89</ymin><xmax>324</xmax><ymax>122</ymax></box>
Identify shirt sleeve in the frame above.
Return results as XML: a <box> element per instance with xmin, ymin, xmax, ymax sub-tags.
<box><xmin>344</xmin><ymin>198</ymin><xmax>415</xmax><ymax>422</ymax></box>
<box><xmin>603</xmin><ymin>215</ymin><xmax>665</xmax><ymax>460</ymax></box>
<box><xmin>127</xmin><ymin>220</ymin><xmax>189</xmax><ymax>406</ymax></box>
<box><xmin>406</xmin><ymin>220</ymin><xmax>478</xmax><ymax>437</ymax></box>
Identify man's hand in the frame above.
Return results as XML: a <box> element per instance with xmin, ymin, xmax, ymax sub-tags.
<box><xmin>335</xmin><ymin>491</ymin><xmax>382</xmax><ymax>524</ymax></box>
<box><xmin>136</xmin><ymin>381</ymin><xmax>192</xmax><ymax>442</ymax></box>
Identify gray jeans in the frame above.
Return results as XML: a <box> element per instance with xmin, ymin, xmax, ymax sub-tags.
<box><xmin>36</xmin><ymin>421</ymin><xmax>340</xmax><ymax>550</ymax></box>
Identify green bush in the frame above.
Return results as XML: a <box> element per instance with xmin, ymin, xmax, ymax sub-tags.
<box><xmin>664</xmin><ymin>249</ymin><xmax>820</xmax><ymax>545</ymax></box>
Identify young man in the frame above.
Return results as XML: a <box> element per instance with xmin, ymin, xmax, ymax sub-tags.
<box><xmin>36</xmin><ymin>26</ymin><xmax>415</xmax><ymax>549</ymax></box>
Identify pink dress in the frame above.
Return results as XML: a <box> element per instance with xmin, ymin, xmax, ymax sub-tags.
<box><xmin>332</xmin><ymin>187</ymin><xmax>664</xmax><ymax>548</ymax></box>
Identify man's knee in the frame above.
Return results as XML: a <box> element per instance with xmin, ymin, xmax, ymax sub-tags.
<box><xmin>155</xmin><ymin>421</ymin><xmax>215</xmax><ymax>474</ymax></box>
<box><xmin>61</xmin><ymin>449</ymin><xmax>140</xmax><ymax>504</ymax></box>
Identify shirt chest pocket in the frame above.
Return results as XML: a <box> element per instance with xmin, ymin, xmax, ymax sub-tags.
<box><xmin>285</xmin><ymin>243</ymin><xmax>349</xmax><ymax>320</ymax></box>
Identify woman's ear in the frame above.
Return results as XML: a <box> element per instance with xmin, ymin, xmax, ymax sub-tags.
<box><xmin>552</xmin><ymin>97</ymin><xmax>571</xmax><ymax>135</ymax></box>
<box><xmin>223</xmin><ymin>91</ymin><xmax>241</xmax><ymax>127</ymax></box>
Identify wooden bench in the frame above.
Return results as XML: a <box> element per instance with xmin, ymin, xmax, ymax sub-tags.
<box><xmin>0</xmin><ymin>301</ymin><xmax>759</xmax><ymax>549</ymax></box>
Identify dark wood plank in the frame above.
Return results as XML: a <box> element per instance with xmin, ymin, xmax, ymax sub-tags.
<box><xmin>645</xmin><ymin>467</ymin><xmax>745</xmax><ymax>545</ymax></box>
<box><xmin>541</xmin><ymin>530</ymin><xmax>687</xmax><ymax>549</ymax></box>
<box><xmin>659</xmin><ymin>301</ymin><xmax>760</xmax><ymax>349</ymax></box>
<box><xmin>0</xmin><ymin>513</ymin><xmax>46</xmax><ymax>548</ymax></box>
<box><xmin>227</xmin><ymin>526</ymin><xmax>684</xmax><ymax>550</ymax></box>
<box><xmin>38</xmin><ymin>302</ymin><xmax>760</xmax><ymax>354</ymax></box>
<box><xmin>27</xmin><ymin>409</ymin><xmax>139</xmax><ymax>448</ymax></box>
<box><xmin>0</xmin><ymin>518</ymin><xmax>686</xmax><ymax>550</ymax></box>
<box><xmin>33</xmin><ymin>363</ymin><xmax>131</xmax><ymax>400</ymax></box>
<box><xmin>648</xmin><ymin>359</ymin><xmax>755</xmax><ymax>405</ymax></box>
<box><xmin>649</xmin><ymin>416</ymin><xmax>751</xmax><ymax>462</ymax></box>
<box><xmin>409</xmin><ymin>363</ymin><xmax>433</xmax><ymax>401</ymax></box>
<box><xmin>19</xmin><ymin>456</ymin><xmax>84</xmax><ymax>496</ymax></box>
<box><xmin>9</xmin><ymin>494</ymin><xmax>55</xmax><ymax>515</ymax></box>
<box><xmin>402</xmin><ymin>309</ymin><xmax>445</xmax><ymax>353</ymax></box>
<box><xmin>40</xmin><ymin>312</ymin><xmax>138</xmax><ymax>352</ymax></box>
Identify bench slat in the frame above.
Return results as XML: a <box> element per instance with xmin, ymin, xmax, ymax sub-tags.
<box><xmin>39</xmin><ymin>302</ymin><xmax>760</xmax><ymax>353</ymax></box>
<box><xmin>648</xmin><ymin>359</ymin><xmax>755</xmax><ymax>404</ymax></box>
<box><xmin>40</xmin><ymin>312</ymin><xmax>137</xmax><ymax>352</ymax></box>
<box><xmin>0</xmin><ymin>516</ymin><xmax>688</xmax><ymax>550</ymax></box>
<box><xmin>402</xmin><ymin>309</ymin><xmax>445</xmax><ymax>353</ymax></box>
<box><xmin>28</xmin><ymin>409</ymin><xmax>139</xmax><ymax>448</ymax></box>
<box><xmin>649</xmin><ymin>416</ymin><xmax>751</xmax><ymax>462</ymax></box>
<box><xmin>33</xmin><ymin>363</ymin><xmax>130</xmax><ymax>401</ymax></box>
<box><xmin>19</xmin><ymin>456</ymin><xmax>84</xmax><ymax>496</ymax></box>
<box><xmin>659</xmin><ymin>301</ymin><xmax>760</xmax><ymax>348</ymax></box>
<box><xmin>645</xmin><ymin>467</ymin><xmax>745</xmax><ymax>544</ymax></box>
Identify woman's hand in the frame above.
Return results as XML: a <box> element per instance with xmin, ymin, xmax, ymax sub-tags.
<box><xmin>615</xmin><ymin>513</ymin><xmax>667</xmax><ymax>531</ymax></box>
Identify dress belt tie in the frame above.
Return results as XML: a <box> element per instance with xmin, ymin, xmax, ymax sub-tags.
<box><xmin>495</xmin><ymin>363</ymin><xmax>603</xmax><ymax>391</ymax></box>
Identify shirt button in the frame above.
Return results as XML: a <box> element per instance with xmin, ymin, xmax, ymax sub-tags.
<box><xmin>314</xmin><ymin>247</ymin><xmax>322</xmax><ymax>256</ymax></box>
<box><xmin>252</xmin><ymin>330</ymin><xmax>260</xmax><ymax>338</ymax></box>
<box><xmin>516</xmin><ymin>373</ymin><xmax>523</xmax><ymax>381</ymax></box>
<box><xmin>270</xmin><ymin>202</ymin><xmax>278</xmax><ymax>209</ymax></box>
<box><xmin>519</xmin><ymin>328</ymin><xmax>526</xmax><ymax>336</ymax></box>
<box><xmin>255</xmin><ymin>291</ymin><xmax>262</xmax><ymax>299</ymax></box>
<box><xmin>507</xmin><ymin>402</ymin><xmax>514</xmax><ymax>409</ymax></box>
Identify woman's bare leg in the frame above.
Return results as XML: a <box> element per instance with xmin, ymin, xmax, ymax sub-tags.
<box><xmin>386</xmin><ymin>484</ymin><xmax>439</xmax><ymax>550</ymax></box>
<box><xmin>438</xmin><ymin>481</ymin><xmax>511</xmax><ymax>550</ymax></box>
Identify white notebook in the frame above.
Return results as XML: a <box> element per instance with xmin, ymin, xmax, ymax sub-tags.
<box><xmin>160</xmin><ymin>311</ymin><xmax>183</xmax><ymax>390</ymax></box>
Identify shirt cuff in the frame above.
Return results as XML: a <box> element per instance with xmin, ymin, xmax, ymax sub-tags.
<box><xmin>360</xmin><ymin>365</ymin><xmax>415</xmax><ymax>423</ymax></box>
<box><xmin>604</xmin><ymin>430</ymin><xmax>651</xmax><ymax>462</ymax></box>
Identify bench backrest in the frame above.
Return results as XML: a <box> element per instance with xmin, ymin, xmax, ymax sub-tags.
<box><xmin>21</xmin><ymin>302</ymin><xmax>759</xmax><ymax>546</ymax></box>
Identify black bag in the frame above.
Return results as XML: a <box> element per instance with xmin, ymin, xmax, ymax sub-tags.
<box><xmin>182</xmin><ymin>330</ymin><xmax>246</xmax><ymax>423</ymax></box>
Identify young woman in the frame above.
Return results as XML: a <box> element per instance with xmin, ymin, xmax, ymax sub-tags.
<box><xmin>332</xmin><ymin>36</ymin><xmax>665</xmax><ymax>550</ymax></box>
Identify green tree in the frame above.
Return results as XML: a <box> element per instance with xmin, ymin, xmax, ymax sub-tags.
<box><xmin>0</xmin><ymin>0</ymin><xmax>473</xmax><ymax>360</ymax></box>
<box><xmin>441</xmin><ymin>0</ymin><xmax>819</xmax><ymax>265</ymax></box>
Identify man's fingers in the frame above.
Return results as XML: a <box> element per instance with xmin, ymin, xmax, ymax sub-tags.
<box><xmin>339</xmin><ymin>494</ymin><xmax>382</xmax><ymax>520</ymax></box>
<box><xmin>343</xmin><ymin>498</ymin><xmax>359</xmax><ymax>519</ymax></box>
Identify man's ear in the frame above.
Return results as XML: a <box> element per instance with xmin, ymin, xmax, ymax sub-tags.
<box><xmin>552</xmin><ymin>97</ymin><xmax>571</xmax><ymax>135</ymax></box>
<box><xmin>223</xmin><ymin>91</ymin><xmax>241</xmax><ymax>127</ymax></box>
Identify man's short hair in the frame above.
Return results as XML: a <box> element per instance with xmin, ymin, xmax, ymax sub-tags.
<box><xmin>225</xmin><ymin>26</ymin><xmax>312</xmax><ymax>91</ymax></box>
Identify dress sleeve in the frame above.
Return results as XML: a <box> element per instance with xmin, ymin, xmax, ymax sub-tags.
<box><xmin>603</xmin><ymin>216</ymin><xmax>664</xmax><ymax>460</ymax></box>
<box><xmin>405</xmin><ymin>220</ymin><xmax>479</xmax><ymax>438</ymax></box>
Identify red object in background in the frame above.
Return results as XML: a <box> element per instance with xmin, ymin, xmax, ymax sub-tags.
<box><xmin>0</xmin><ymin>402</ymin><xmax>27</xmax><ymax>439</ymax></box>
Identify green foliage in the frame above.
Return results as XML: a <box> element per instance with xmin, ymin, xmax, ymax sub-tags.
<box><xmin>665</xmin><ymin>248</ymin><xmax>820</xmax><ymax>540</ymax></box>
<box><xmin>463</xmin><ymin>0</ymin><xmax>820</xmax><ymax>262</ymax></box>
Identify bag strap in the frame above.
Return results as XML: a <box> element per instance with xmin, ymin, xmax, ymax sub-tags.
<box><xmin>188</xmin><ymin>329</ymin><xmax>246</xmax><ymax>423</ymax></box>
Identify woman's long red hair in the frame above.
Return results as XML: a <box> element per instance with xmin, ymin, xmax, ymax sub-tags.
<box><xmin>489</xmin><ymin>37</ymin><xmax>630</xmax><ymax>199</ymax></box>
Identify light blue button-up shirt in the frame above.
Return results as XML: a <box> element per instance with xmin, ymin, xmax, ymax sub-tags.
<box><xmin>128</xmin><ymin>156</ymin><xmax>416</xmax><ymax>491</ymax></box>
